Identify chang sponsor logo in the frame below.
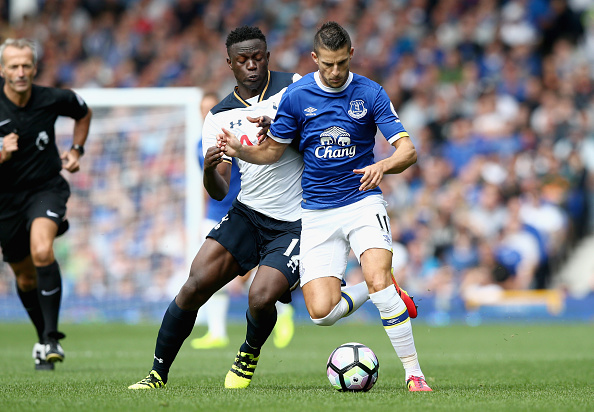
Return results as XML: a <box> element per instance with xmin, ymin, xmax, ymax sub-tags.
<box><xmin>314</xmin><ymin>126</ymin><xmax>356</xmax><ymax>159</ymax></box>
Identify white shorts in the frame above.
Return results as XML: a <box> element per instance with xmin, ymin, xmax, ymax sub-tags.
<box><xmin>299</xmin><ymin>194</ymin><xmax>392</xmax><ymax>286</ymax></box>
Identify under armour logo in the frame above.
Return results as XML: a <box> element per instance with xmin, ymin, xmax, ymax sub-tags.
<box><xmin>230</xmin><ymin>119</ymin><xmax>242</xmax><ymax>128</ymax></box>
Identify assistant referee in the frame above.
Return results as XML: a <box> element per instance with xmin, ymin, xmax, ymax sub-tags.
<box><xmin>0</xmin><ymin>38</ymin><xmax>92</xmax><ymax>370</ymax></box>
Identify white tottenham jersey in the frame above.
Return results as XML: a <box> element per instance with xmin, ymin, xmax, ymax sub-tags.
<box><xmin>202</xmin><ymin>71</ymin><xmax>303</xmax><ymax>222</ymax></box>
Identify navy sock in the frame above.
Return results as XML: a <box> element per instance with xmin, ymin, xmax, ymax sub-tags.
<box><xmin>36</xmin><ymin>261</ymin><xmax>62</xmax><ymax>339</ymax></box>
<box><xmin>241</xmin><ymin>307</ymin><xmax>277</xmax><ymax>356</ymax></box>
<box><xmin>152</xmin><ymin>299</ymin><xmax>197</xmax><ymax>382</ymax></box>
<box><xmin>16</xmin><ymin>285</ymin><xmax>45</xmax><ymax>342</ymax></box>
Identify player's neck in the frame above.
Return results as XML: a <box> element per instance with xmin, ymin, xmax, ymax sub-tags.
<box><xmin>3</xmin><ymin>84</ymin><xmax>31</xmax><ymax>107</ymax></box>
<box><xmin>235</xmin><ymin>85</ymin><xmax>262</xmax><ymax>101</ymax></box>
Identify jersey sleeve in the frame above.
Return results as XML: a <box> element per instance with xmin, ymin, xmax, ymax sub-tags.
<box><xmin>269</xmin><ymin>90</ymin><xmax>298</xmax><ymax>144</ymax></box>
<box><xmin>373</xmin><ymin>87</ymin><xmax>409</xmax><ymax>145</ymax></box>
<box><xmin>201</xmin><ymin>111</ymin><xmax>231</xmax><ymax>162</ymax></box>
<box><xmin>56</xmin><ymin>89</ymin><xmax>89</xmax><ymax>120</ymax></box>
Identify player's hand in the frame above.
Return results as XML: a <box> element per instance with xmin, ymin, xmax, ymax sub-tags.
<box><xmin>1</xmin><ymin>132</ymin><xmax>19</xmax><ymax>163</ymax></box>
<box><xmin>61</xmin><ymin>149</ymin><xmax>81</xmax><ymax>173</ymax></box>
<box><xmin>246</xmin><ymin>115</ymin><xmax>271</xmax><ymax>144</ymax></box>
<box><xmin>353</xmin><ymin>164</ymin><xmax>384</xmax><ymax>191</ymax></box>
<box><xmin>217</xmin><ymin>128</ymin><xmax>242</xmax><ymax>157</ymax></box>
<box><xmin>203</xmin><ymin>145</ymin><xmax>226</xmax><ymax>170</ymax></box>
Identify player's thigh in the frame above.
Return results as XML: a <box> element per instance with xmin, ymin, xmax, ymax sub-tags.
<box><xmin>348</xmin><ymin>196</ymin><xmax>393</xmax><ymax>292</ymax></box>
<box><xmin>189</xmin><ymin>238</ymin><xmax>244</xmax><ymax>291</ymax></box>
<box><xmin>300</xmin><ymin>209</ymin><xmax>351</xmax><ymax>286</ymax></box>
<box><xmin>258</xmin><ymin>221</ymin><xmax>301</xmax><ymax>303</ymax></box>
<box><xmin>206</xmin><ymin>203</ymin><xmax>260</xmax><ymax>274</ymax></box>
<box><xmin>29</xmin><ymin>218</ymin><xmax>59</xmax><ymax>261</ymax></box>
<box><xmin>26</xmin><ymin>175</ymin><xmax>70</xmax><ymax>234</ymax></box>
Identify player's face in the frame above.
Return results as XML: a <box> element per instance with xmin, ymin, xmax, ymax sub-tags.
<box><xmin>312</xmin><ymin>45</ymin><xmax>353</xmax><ymax>88</ymax></box>
<box><xmin>227</xmin><ymin>39</ymin><xmax>270</xmax><ymax>99</ymax></box>
<box><xmin>0</xmin><ymin>46</ymin><xmax>37</xmax><ymax>95</ymax></box>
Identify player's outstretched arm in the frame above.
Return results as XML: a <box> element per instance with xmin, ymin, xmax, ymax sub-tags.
<box><xmin>217</xmin><ymin>128</ymin><xmax>287</xmax><ymax>165</ymax></box>
<box><xmin>353</xmin><ymin>136</ymin><xmax>417</xmax><ymax>192</ymax></box>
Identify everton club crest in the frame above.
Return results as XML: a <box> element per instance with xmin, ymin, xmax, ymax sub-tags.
<box><xmin>348</xmin><ymin>99</ymin><xmax>367</xmax><ymax>119</ymax></box>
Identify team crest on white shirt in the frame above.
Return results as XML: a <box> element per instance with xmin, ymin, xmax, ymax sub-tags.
<box><xmin>348</xmin><ymin>99</ymin><xmax>367</xmax><ymax>119</ymax></box>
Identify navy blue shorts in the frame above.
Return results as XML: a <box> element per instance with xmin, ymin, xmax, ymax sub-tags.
<box><xmin>0</xmin><ymin>175</ymin><xmax>70</xmax><ymax>263</ymax></box>
<box><xmin>207</xmin><ymin>199</ymin><xmax>301</xmax><ymax>303</ymax></box>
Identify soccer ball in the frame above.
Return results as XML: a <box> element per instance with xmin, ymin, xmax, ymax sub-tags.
<box><xmin>326</xmin><ymin>342</ymin><xmax>379</xmax><ymax>391</ymax></box>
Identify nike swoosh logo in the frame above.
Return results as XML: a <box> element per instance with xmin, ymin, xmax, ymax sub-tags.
<box><xmin>0</xmin><ymin>119</ymin><xmax>11</xmax><ymax>127</ymax></box>
<box><xmin>46</xmin><ymin>209</ymin><xmax>59</xmax><ymax>218</ymax></box>
<box><xmin>41</xmin><ymin>287</ymin><xmax>60</xmax><ymax>296</ymax></box>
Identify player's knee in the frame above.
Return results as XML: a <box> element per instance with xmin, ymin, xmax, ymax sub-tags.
<box><xmin>248</xmin><ymin>286</ymin><xmax>278</xmax><ymax>313</ymax></box>
<box><xmin>366</xmin><ymin>274</ymin><xmax>391</xmax><ymax>294</ymax></box>
<box><xmin>30</xmin><ymin>245</ymin><xmax>54</xmax><ymax>267</ymax></box>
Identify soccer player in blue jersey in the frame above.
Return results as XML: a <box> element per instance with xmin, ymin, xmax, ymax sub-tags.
<box><xmin>218</xmin><ymin>21</ymin><xmax>432</xmax><ymax>392</ymax></box>
<box><xmin>129</xmin><ymin>26</ymin><xmax>303</xmax><ymax>390</ymax></box>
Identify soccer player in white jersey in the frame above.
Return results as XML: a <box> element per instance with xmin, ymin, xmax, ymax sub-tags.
<box><xmin>218</xmin><ymin>22</ymin><xmax>432</xmax><ymax>392</ymax></box>
<box><xmin>129</xmin><ymin>26</ymin><xmax>303</xmax><ymax>390</ymax></box>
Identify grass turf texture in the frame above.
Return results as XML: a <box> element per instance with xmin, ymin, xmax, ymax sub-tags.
<box><xmin>1</xmin><ymin>322</ymin><xmax>592</xmax><ymax>411</ymax></box>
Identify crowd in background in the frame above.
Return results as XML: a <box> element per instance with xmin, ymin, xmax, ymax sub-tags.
<box><xmin>1</xmin><ymin>0</ymin><xmax>594</xmax><ymax>314</ymax></box>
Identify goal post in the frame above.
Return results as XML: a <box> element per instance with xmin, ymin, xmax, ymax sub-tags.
<box><xmin>73</xmin><ymin>87</ymin><xmax>204</xmax><ymax>270</ymax></box>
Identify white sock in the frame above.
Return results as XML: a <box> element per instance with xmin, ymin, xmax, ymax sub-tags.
<box><xmin>369</xmin><ymin>285</ymin><xmax>423</xmax><ymax>379</ymax></box>
<box><xmin>310</xmin><ymin>282</ymin><xmax>369</xmax><ymax>326</ymax></box>
<box><xmin>276</xmin><ymin>301</ymin><xmax>291</xmax><ymax>316</ymax></box>
<box><xmin>340</xmin><ymin>282</ymin><xmax>370</xmax><ymax>317</ymax></box>
<box><xmin>206</xmin><ymin>292</ymin><xmax>229</xmax><ymax>339</ymax></box>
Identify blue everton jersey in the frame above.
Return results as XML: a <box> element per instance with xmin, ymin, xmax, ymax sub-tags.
<box><xmin>269</xmin><ymin>71</ymin><xmax>409</xmax><ymax>210</ymax></box>
<box><xmin>197</xmin><ymin>138</ymin><xmax>241</xmax><ymax>221</ymax></box>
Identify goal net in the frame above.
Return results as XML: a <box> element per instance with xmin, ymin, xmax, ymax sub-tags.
<box><xmin>0</xmin><ymin>88</ymin><xmax>203</xmax><ymax>323</ymax></box>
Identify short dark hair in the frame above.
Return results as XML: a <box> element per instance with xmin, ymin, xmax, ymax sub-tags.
<box><xmin>225</xmin><ymin>26</ymin><xmax>267</xmax><ymax>52</ymax></box>
<box><xmin>313</xmin><ymin>21</ymin><xmax>351</xmax><ymax>54</ymax></box>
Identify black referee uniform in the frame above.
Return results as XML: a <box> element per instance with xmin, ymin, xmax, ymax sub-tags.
<box><xmin>0</xmin><ymin>81</ymin><xmax>89</xmax><ymax>259</ymax></box>
<box><xmin>0</xmin><ymin>79</ymin><xmax>89</xmax><ymax>369</ymax></box>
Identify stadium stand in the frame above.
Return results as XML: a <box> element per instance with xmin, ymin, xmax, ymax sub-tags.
<box><xmin>1</xmin><ymin>0</ymin><xmax>594</xmax><ymax>323</ymax></box>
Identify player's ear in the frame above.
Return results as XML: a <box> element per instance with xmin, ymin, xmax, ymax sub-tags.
<box><xmin>226</xmin><ymin>58</ymin><xmax>232</xmax><ymax>69</ymax></box>
<box><xmin>311</xmin><ymin>51</ymin><xmax>318</xmax><ymax>65</ymax></box>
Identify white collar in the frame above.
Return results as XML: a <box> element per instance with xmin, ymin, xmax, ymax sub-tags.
<box><xmin>314</xmin><ymin>71</ymin><xmax>353</xmax><ymax>93</ymax></box>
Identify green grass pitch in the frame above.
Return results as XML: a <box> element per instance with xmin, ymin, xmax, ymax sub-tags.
<box><xmin>1</xmin><ymin>321</ymin><xmax>592</xmax><ymax>411</ymax></box>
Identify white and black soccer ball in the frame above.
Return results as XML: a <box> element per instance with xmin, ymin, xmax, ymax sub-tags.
<box><xmin>326</xmin><ymin>342</ymin><xmax>379</xmax><ymax>391</ymax></box>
